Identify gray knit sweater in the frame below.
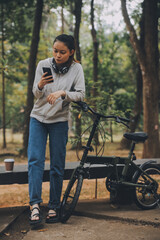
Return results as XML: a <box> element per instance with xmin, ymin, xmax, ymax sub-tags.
<box><xmin>30</xmin><ymin>58</ymin><xmax>85</xmax><ymax>123</ymax></box>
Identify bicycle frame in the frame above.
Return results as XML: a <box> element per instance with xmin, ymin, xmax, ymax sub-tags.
<box><xmin>79</xmin><ymin>114</ymin><xmax>101</xmax><ymax>168</ymax></box>
<box><xmin>60</xmin><ymin>102</ymin><xmax>160</xmax><ymax>223</ymax></box>
<box><xmin>78</xmin><ymin>114</ymin><xmax>157</xmax><ymax>190</ymax></box>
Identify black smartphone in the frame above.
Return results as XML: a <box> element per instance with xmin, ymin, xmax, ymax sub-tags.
<box><xmin>42</xmin><ymin>67</ymin><xmax>54</xmax><ymax>82</ymax></box>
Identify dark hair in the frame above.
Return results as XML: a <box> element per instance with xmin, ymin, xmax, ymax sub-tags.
<box><xmin>53</xmin><ymin>34</ymin><xmax>76</xmax><ymax>64</ymax></box>
<box><xmin>53</xmin><ymin>34</ymin><xmax>75</xmax><ymax>51</ymax></box>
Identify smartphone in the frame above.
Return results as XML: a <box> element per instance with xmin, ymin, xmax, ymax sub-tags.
<box><xmin>42</xmin><ymin>67</ymin><xmax>54</xmax><ymax>82</ymax></box>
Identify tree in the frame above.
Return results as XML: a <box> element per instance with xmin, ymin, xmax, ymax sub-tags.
<box><xmin>61</xmin><ymin>0</ymin><xmax>65</xmax><ymax>33</ymax></box>
<box><xmin>73</xmin><ymin>0</ymin><xmax>83</xmax><ymax>62</ymax></box>
<box><xmin>90</xmin><ymin>0</ymin><xmax>99</xmax><ymax>199</ymax></box>
<box><xmin>0</xmin><ymin>0</ymin><xmax>34</xmax><ymax>148</ymax></box>
<box><xmin>90</xmin><ymin>0</ymin><xmax>99</xmax><ymax>100</ymax></box>
<box><xmin>70</xmin><ymin>0</ymin><xmax>83</xmax><ymax>148</ymax></box>
<box><xmin>23</xmin><ymin>0</ymin><xmax>43</xmax><ymax>156</ymax></box>
<box><xmin>121</xmin><ymin>0</ymin><xmax>160</xmax><ymax>158</ymax></box>
<box><xmin>90</xmin><ymin>0</ymin><xmax>99</xmax><ymax>147</ymax></box>
<box><xmin>1</xmin><ymin>3</ymin><xmax>6</xmax><ymax>148</ymax></box>
<box><xmin>121</xmin><ymin>8</ymin><xmax>145</xmax><ymax>149</ymax></box>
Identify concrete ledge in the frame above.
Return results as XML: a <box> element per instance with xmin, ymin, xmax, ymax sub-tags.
<box><xmin>0</xmin><ymin>206</ymin><xmax>28</xmax><ymax>234</ymax></box>
<box><xmin>74</xmin><ymin>199</ymin><xmax>160</xmax><ymax>227</ymax></box>
<box><xmin>1</xmin><ymin>158</ymin><xmax>160</xmax><ymax>185</ymax></box>
<box><xmin>0</xmin><ymin>199</ymin><xmax>160</xmax><ymax>236</ymax></box>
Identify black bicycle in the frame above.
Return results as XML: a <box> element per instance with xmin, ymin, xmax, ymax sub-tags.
<box><xmin>60</xmin><ymin>101</ymin><xmax>160</xmax><ymax>223</ymax></box>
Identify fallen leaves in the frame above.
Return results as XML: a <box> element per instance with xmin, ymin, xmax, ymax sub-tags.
<box><xmin>37</xmin><ymin>228</ymin><xmax>48</xmax><ymax>232</ymax></box>
<box><xmin>21</xmin><ymin>229</ymin><xmax>27</xmax><ymax>234</ymax></box>
<box><xmin>4</xmin><ymin>232</ymin><xmax>10</xmax><ymax>236</ymax></box>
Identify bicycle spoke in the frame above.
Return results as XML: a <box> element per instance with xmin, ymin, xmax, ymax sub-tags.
<box><xmin>134</xmin><ymin>164</ymin><xmax>160</xmax><ymax>210</ymax></box>
<box><xmin>60</xmin><ymin>174</ymin><xmax>83</xmax><ymax>223</ymax></box>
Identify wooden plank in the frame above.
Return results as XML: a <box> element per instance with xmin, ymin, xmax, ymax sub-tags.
<box><xmin>0</xmin><ymin>162</ymin><xmax>114</xmax><ymax>185</ymax></box>
<box><xmin>0</xmin><ymin>158</ymin><xmax>160</xmax><ymax>185</ymax></box>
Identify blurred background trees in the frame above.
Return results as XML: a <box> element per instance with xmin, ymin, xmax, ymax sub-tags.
<box><xmin>0</xmin><ymin>0</ymin><xmax>159</xmax><ymax>158</ymax></box>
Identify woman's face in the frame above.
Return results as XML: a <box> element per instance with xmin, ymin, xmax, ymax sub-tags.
<box><xmin>53</xmin><ymin>41</ymin><xmax>74</xmax><ymax>65</ymax></box>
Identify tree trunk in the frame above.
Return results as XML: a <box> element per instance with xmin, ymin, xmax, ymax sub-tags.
<box><xmin>91</xmin><ymin>0</ymin><xmax>99</xmax><ymax>199</ymax></box>
<box><xmin>142</xmin><ymin>0</ymin><xmax>159</xmax><ymax>157</ymax></box>
<box><xmin>73</xmin><ymin>0</ymin><xmax>83</xmax><ymax>149</ymax></box>
<box><xmin>91</xmin><ymin>0</ymin><xmax>98</xmax><ymax>98</ymax></box>
<box><xmin>61</xmin><ymin>0</ymin><xmax>64</xmax><ymax>34</ymax></box>
<box><xmin>1</xmin><ymin>4</ymin><xmax>6</xmax><ymax>149</ymax></box>
<box><xmin>74</xmin><ymin>0</ymin><xmax>82</xmax><ymax>63</ymax></box>
<box><xmin>121</xmin><ymin>0</ymin><xmax>160</xmax><ymax>158</ymax></box>
<box><xmin>91</xmin><ymin>0</ymin><xmax>99</xmax><ymax>146</ymax></box>
<box><xmin>23</xmin><ymin>0</ymin><xmax>43</xmax><ymax>156</ymax></box>
<box><xmin>121</xmin><ymin>5</ymin><xmax>144</xmax><ymax>149</ymax></box>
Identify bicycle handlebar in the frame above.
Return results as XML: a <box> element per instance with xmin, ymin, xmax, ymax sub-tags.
<box><xmin>75</xmin><ymin>101</ymin><xmax>89</xmax><ymax>112</ymax></box>
<box><xmin>74</xmin><ymin>101</ymin><xmax>130</xmax><ymax>127</ymax></box>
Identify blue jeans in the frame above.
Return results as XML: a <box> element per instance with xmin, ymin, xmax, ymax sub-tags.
<box><xmin>28</xmin><ymin>117</ymin><xmax>68</xmax><ymax>209</ymax></box>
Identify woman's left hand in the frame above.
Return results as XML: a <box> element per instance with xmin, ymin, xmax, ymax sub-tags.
<box><xmin>47</xmin><ymin>90</ymin><xmax>66</xmax><ymax>105</ymax></box>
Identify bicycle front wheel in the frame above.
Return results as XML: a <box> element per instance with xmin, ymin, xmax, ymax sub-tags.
<box><xmin>133</xmin><ymin>164</ymin><xmax>160</xmax><ymax>210</ymax></box>
<box><xmin>60</xmin><ymin>171</ymin><xmax>83</xmax><ymax>223</ymax></box>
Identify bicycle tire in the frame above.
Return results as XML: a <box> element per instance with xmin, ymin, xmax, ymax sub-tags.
<box><xmin>60</xmin><ymin>172</ymin><xmax>83</xmax><ymax>223</ymax></box>
<box><xmin>133</xmin><ymin>164</ymin><xmax>160</xmax><ymax>210</ymax></box>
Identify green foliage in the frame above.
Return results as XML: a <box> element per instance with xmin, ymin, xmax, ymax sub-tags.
<box><xmin>113</xmin><ymin>89</ymin><xmax>135</xmax><ymax>118</ymax></box>
<box><xmin>1</xmin><ymin>0</ymin><xmax>35</xmax><ymax>43</ymax></box>
<box><xmin>0</xmin><ymin>0</ymin><xmax>141</xmax><ymax>136</ymax></box>
<box><xmin>0</xmin><ymin>0</ymin><xmax>35</xmax><ymax>131</ymax></box>
<box><xmin>81</xmin><ymin>28</ymin><xmax>137</xmax><ymax>119</ymax></box>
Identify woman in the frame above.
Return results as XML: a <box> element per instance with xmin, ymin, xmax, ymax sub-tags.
<box><xmin>28</xmin><ymin>34</ymin><xmax>85</xmax><ymax>225</ymax></box>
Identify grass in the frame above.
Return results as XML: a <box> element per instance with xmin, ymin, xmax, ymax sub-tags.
<box><xmin>0</xmin><ymin>132</ymin><xmax>144</xmax><ymax>208</ymax></box>
<box><xmin>0</xmin><ymin>131</ymin><xmax>144</xmax><ymax>163</ymax></box>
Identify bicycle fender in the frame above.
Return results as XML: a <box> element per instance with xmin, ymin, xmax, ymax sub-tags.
<box><xmin>132</xmin><ymin>160</ymin><xmax>157</xmax><ymax>182</ymax></box>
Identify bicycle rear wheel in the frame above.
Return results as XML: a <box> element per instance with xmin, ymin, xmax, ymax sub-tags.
<box><xmin>60</xmin><ymin>170</ymin><xmax>83</xmax><ymax>223</ymax></box>
<box><xmin>133</xmin><ymin>164</ymin><xmax>160</xmax><ymax>210</ymax></box>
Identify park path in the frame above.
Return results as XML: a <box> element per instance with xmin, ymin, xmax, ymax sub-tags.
<box><xmin>1</xmin><ymin>199</ymin><xmax>160</xmax><ymax>240</ymax></box>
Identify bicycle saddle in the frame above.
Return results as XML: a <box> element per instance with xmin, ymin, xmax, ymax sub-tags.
<box><xmin>123</xmin><ymin>132</ymin><xmax>148</xmax><ymax>142</ymax></box>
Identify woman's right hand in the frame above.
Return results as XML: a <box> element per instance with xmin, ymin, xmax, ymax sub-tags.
<box><xmin>38</xmin><ymin>72</ymin><xmax>54</xmax><ymax>90</ymax></box>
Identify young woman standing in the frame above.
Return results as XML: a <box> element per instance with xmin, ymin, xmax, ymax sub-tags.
<box><xmin>28</xmin><ymin>34</ymin><xmax>85</xmax><ymax>224</ymax></box>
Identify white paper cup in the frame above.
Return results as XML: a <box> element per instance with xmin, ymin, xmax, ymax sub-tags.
<box><xmin>4</xmin><ymin>159</ymin><xmax>14</xmax><ymax>172</ymax></box>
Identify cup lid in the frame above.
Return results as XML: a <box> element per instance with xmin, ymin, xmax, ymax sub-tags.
<box><xmin>4</xmin><ymin>159</ymin><xmax>15</xmax><ymax>162</ymax></box>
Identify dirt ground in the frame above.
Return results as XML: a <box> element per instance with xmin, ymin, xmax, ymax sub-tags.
<box><xmin>0</xmin><ymin>138</ymin><xmax>159</xmax><ymax>240</ymax></box>
<box><xmin>0</xmin><ymin>136</ymin><xmax>144</xmax><ymax>209</ymax></box>
<box><xmin>0</xmin><ymin>206</ymin><xmax>160</xmax><ymax>240</ymax></box>
<box><xmin>0</xmin><ymin>178</ymin><xmax>110</xmax><ymax>208</ymax></box>
<box><xmin>0</xmin><ymin>141</ymin><xmax>111</xmax><ymax>208</ymax></box>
